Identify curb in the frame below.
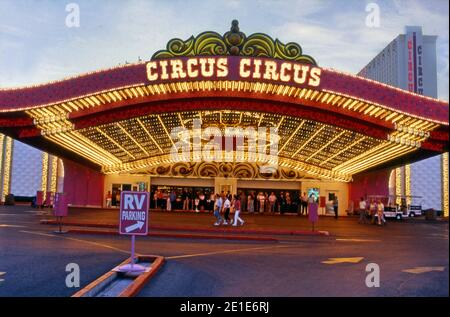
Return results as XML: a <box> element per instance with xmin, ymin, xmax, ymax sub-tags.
<box><xmin>67</xmin><ymin>228</ymin><xmax>279</xmax><ymax>242</ymax></box>
<box><xmin>72</xmin><ymin>255</ymin><xmax>165</xmax><ymax>297</ymax></box>
<box><xmin>40</xmin><ymin>219</ymin><xmax>329</xmax><ymax>237</ymax></box>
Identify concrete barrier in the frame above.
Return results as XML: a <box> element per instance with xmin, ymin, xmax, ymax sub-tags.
<box><xmin>72</xmin><ymin>255</ymin><xmax>164</xmax><ymax>297</ymax></box>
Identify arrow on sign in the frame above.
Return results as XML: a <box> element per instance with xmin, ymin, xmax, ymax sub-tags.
<box><xmin>0</xmin><ymin>272</ymin><xmax>5</xmax><ymax>282</ymax></box>
<box><xmin>322</xmin><ymin>257</ymin><xmax>364</xmax><ymax>264</ymax></box>
<box><xmin>125</xmin><ymin>221</ymin><xmax>145</xmax><ymax>233</ymax></box>
<box><xmin>402</xmin><ymin>267</ymin><xmax>445</xmax><ymax>274</ymax></box>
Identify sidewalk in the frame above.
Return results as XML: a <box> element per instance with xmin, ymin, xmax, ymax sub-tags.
<box><xmin>41</xmin><ymin>208</ymin><xmax>331</xmax><ymax>237</ymax></box>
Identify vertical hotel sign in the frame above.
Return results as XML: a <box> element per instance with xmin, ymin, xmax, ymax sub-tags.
<box><xmin>405</xmin><ymin>26</ymin><xmax>423</xmax><ymax>95</ymax></box>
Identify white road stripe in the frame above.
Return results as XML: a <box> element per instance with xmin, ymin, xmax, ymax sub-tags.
<box><xmin>0</xmin><ymin>224</ymin><xmax>27</xmax><ymax>228</ymax></box>
<box><xmin>166</xmin><ymin>244</ymin><xmax>297</xmax><ymax>260</ymax></box>
<box><xmin>336</xmin><ymin>238</ymin><xmax>380</xmax><ymax>242</ymax></box>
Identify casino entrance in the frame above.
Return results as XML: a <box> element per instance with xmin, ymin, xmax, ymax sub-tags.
<box><xmin>0</xmin><ymin>21</ymin><xmax>447</xmax><ymax>215</ymax></box>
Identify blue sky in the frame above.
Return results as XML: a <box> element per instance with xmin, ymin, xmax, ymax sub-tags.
<box><xmin>0</xmin><ymin>0</ymin><xmax>448</xmax><ymax>100</ymax></box>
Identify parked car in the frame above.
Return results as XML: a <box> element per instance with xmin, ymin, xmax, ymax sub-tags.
<box><xmin>378</xmin><ymin>205</ymin><xmax>404</xmax><ymax>220</ymax></box>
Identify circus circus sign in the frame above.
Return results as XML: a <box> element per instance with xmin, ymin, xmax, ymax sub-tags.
<box><xmin>146</xmin><ymin>56</ymin><xmax>322</xmax><ymax>88</ymax></box>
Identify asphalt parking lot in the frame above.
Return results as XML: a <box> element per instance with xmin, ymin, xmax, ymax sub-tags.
<box><xmin>0</xmin><ymin>205</ymin><xmax>448</xmax><ymax>296</ymax></box>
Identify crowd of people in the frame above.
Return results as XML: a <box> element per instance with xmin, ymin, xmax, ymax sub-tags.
<box><xmin>357</xmin><ymin>197</ymin><xmax>386</xmax><ymax>226</ymax></box>
<box><xmin>107</xmin><ymin>188</ymin><xmax>325</xmax><ymax>215</ymax></box>
<box><xmin>145</xmin><ymin>189</ymin><xmax>319</xmax><ymax>215</ymax></box>
<box><xmin>106</xmin><ymin>188</ymin><xmax>335</xmax><ymax>226</ymax></box>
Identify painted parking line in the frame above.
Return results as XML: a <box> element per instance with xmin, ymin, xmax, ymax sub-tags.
<box><xmin>19</xmin><ymin>230</ymin><xmax>133</xmax><ymax>256</ymax></box>
<box><xmin>336</xmin><ymin>238</ymin><xmax>380</xmax><ymax>242</ymax></box>
<box><xmin>321</xmin><ymin>257</ymin><xmax>364</xmax><ymax>264</ymax></box>
<box><xmin>402</xmin><ymin>267</ymin><xmax>445</xmax><ymax>274</ymax></box>
<box><xmin>0</xmin><ymin>223</ymin><xmax>27</xmax><ymax>228</ymax></box>
<box><xmin>166</xmin><ymin>244</ymin><xmax>298</xmax><ymax>260</ymax></box>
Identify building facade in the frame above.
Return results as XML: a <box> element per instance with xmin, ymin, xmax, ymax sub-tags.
<box><xmin>358</xmin><ymin>26</ymin><xmax>448</xmax><ymax>213</ymax></box>
<box><xmin>0</xmin><ymin>136</ymin><xmax>61</xmax><ymax>203</ymax></box>
<box><xmin>0</xmin><ymin>22</ymin><xmax>448</xmax><ymax>217</ymax></box>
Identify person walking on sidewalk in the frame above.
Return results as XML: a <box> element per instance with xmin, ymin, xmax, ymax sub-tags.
<box><xmin>213</xmin><ymin>193</ymin><xmax>223</xmax><ymax>226</ymax></box>
<box><xmin>222</xmin><ymin>194</ymin><xmax>232</xmax><ymax>225</ymax></box>
<box><xmin>232</xmin><ymin>194</ymin><xmax>245</xmax><ymax>226</ymax></box>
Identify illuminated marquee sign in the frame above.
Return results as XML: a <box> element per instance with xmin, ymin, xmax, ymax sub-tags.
<box><xmin>146</xmin><ymin>56</ymin><xmax>322</xmax><ymax>88</ymax></box>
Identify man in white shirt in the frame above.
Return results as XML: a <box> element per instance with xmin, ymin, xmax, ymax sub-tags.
<box><xmin>358</xmin><ymin>197</ymin><xmax>368</xmax><ymax>224</ymax></box>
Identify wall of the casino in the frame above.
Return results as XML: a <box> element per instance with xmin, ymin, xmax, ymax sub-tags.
<box><xmin>10</xmin><ymin>140</ymin><xmax>43</xmax><ymax>197</ymax></box>
<box><xmin>349</xmin><ymin>168</ymin><xmax>390</xmax><ymax>205</ymax></box>
<box><xmin>150</xmin><ymin>177</ymin><xmax>214</xmax><ymax>187</ymax></box>
<box><xmin>63</xmin><ymin>159</ymin><xmax>104</xmax><ymax>207</ymax></box>
<box><xmin>104</xmin><ymin>174</ymin><xmax>151</xmax><ymax>207</ymax></box>
<box><xmin>237</xmin><ymin>179</ymin><xmax>301</xmax><ymax>190</ymax></box>
<box><xmin>104</xmin><ymin>174</ymin><xmax>150</xmax><ymax>190</ymax></box>
<box><xmin>410</xmin><ymin>155</ymin><xmax>442</xmax><ymax>210</ymax></box>
<box><xmin>301</xmin><ymin>180</ymin><xmax>349</xmax><ymax>216</ymax></box>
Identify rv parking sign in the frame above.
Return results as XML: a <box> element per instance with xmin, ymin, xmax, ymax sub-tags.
<box><xmin>119</xmin><ymin>191</ymin><xmax>149</xmax><ymax>236</ymax></box>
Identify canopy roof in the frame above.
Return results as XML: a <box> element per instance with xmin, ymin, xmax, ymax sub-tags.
<box><xmin>0</xmin><ymin>21</ymin><xmax>448</xmax><ymax>181</ymax></box>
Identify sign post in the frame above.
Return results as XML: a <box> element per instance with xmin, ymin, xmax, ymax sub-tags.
<box><xmin>53</xmin><ymin>192</ymin><xmax>68</xmax><ymax>234</ymax></box>
<box><xmin>117</xmin><ymin>191</ymin><xmax>149</xmax><ymax>274</ymax></box>
<box><xmin>308</xmin><ymin>202</ymin><xmax>319</xmax><ymax>232</ymax></box>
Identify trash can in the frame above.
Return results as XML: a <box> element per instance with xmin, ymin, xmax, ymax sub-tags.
<box><xmin>425</xmin><ymin>209</ymin><xmax>437</xmax><ymax>220</ymax></box>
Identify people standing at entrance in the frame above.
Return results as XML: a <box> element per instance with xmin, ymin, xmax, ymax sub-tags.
<box><xmin>333</xmin><ymin>196</ymin><xmax>339</xmax><ymax>219</ymax></box>
<box><xmin>279</xmin><ymin>192</ymin><xmax>285</xmax><ymax>213</ymax></box>
<box><xmin>264</xmin><ymin>192</ymin><xmax>269</xmax><ymax>213</ymax></box>
<box><xmin>358</xmin><ymin>197</ymin><xmax>368</xmax><ymax>224</ymax></box>
<box><xmin>240</xmin><ymin>191</ymin><xmax>247</xmax><ymax>213</ymax></box>
<box><xmin>377</xmin><ymin>199</ymin><xmax>385</xmax><ymax>226</ymax></box>
<box><xmin>158</xmin><ymin>190</ymin><xmax>164</xmax><ymax>210</ymax></box>
<box><xmin>182</xmin><ymin>190</ymin><xmax>189</xmax><ymax>211</ymax></box>
<box><xmin>153</xmin><ymin>191</ymin><xmax>158</xmax><ymax>209</ymax></box>
<box><xmin>369</xmin><ymin>199</ymin><xmax>376</xmax><ymax>224</ymax></box>
<box><xmin>301</xmin><ymin>192</ymin><xmax>308</xmax><ymax>215</ymax></box>
<box><xmin>115</xmin><ymin>191</ymin><xmax>121</xmax><ymax>207</ymax></box>
<box><xmin>247</xmin><ymin>193</ymin><xmax>254</xmax><ymax>213</ymax></box>
<box><xmin>222</xmin><ymin>194</ymin><xmax>232</xmax><ymax>225</ymax></box>
<box><xmin>269</xmin><ymin>192</ymin><xmax>277</xmax><ymax>213</ymax></box>
<box><xmin>258</xmin><ymin>192</ymin><xmax>266</xmax><ymax>214</ymax></box>
<box><xmin>170</xmin><ymin>191</ymin><xmax>176</xmax><ymax>210</ymax></box>
<box><xmin>232</xmin><ymin>194</ymin><xmax>245</xmax><ymax>226</ymax></box>
<box><xmin>194</xmin><ymin>195</ymin><xmax>200</xmax><ymax>212</ymax></box>
<box><xmin>199</xmin><ymin>192</ymin><xmax>205</xmax><ymax>211</ymax></box>
<box><xmin>208</xmin><ymin>192</ymin><xmax>215</xmax><ymax>212</ymax></box>
<box><xmin>213</xmin><ymin>194</ymin><xmax>223</xmax><ymax>226</ymax></box>
<box><xmin>166</xmin><ymin>193</ymin><xmax>172</xmax><ymax>211</ymax></box>
<box><xmin>106</xmin><ymin>191</ymin><xmax>112</xmax><ymax>208</ymax></box>
<box><xmin>285</xmin><ymin>192</ymin><xmax>292</xmax><ymax>212</ymax></box>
